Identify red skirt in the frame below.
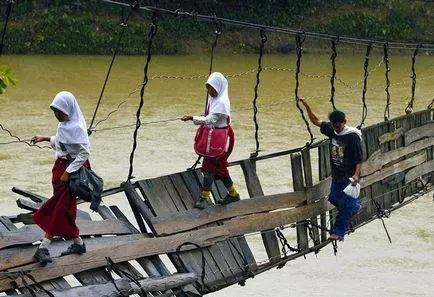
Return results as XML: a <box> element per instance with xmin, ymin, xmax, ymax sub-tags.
<box><xmin>201</xmin><ymin>126</ymin><xmax>234</xmax><ymax>177</ymax></box>
<box><xmin>32</xmin><ymin>159</ymin><xmax>88</xmax><ymax>238</ymax></box>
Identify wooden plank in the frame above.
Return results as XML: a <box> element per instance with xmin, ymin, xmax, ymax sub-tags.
<box><xmin>240</xmin><ymin>159</ymin><xmax>280</xmax><ymax>263</ymax></box>
<box><xmin>0</xmin><ymin>220</ymin><xmax>132</xmax><ymax>249</ymax></box>
<box><xmin>150</xmin><ymin>190</ymin><xmax>310</xmax><ymax>235</ymax></box>
<box><xmin>291</xmin><ymin>153</ymin><xmax>308</xmax><ymax>251</ymax></box>
<box><xmin>404</xmin><ymin>122</ymin><xmax>434</xmax><ymax>145</ymax></box>
<box><xmin>169</xmin><ymin>173</ymin><xmax>196</xmax><ymax>207</ymax></box>
<box><xmin>0</xmin><ymin>227</ymin><xmax>229</xmax><ymax>291</ymax></box>
<box><xmin>0</xmin><ymin>234</ymin><xmax>146</xmax><ymax>271</ymax></box>
<box><xmin>305</xmin><ymin>177</ymin><xmax>330</xmax><ymax>203</ymax></box>
<box><xmin>361</xmin><ymin>151</ymin><xmax>427</xmax><ymax>187</ymax></box>
<box><xmin>405</xmin><ymin>159</ymin><xmax>434</xmax><ymax>183</ymax></box>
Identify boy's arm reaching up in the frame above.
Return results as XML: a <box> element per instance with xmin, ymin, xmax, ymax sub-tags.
<box><xmin>300</xmin><ymin>98</ymin><xmax>323</xmax><ymax>127</ymax></box>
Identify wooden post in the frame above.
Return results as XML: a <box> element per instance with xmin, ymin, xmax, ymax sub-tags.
<box><xmin>291</xmin><ymin>153</ymin><xmax>309</xmax><ymax>250</ymax></box>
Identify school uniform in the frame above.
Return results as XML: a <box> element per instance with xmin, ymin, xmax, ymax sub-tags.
<box><xmin>192</xmin><ymin>73</ymin><xmax>234</xmax><ymax>178</ymax></box>
<box><xmin>32</xmin><ymin>92</ymin><xmax>90</xmax><ymax>238</ymax></box>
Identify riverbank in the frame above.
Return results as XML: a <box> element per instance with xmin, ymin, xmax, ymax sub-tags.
<box><xmin>2</xmin><ymin>0</ymin><xmax>433</xmax><ymax>55</ymax></box>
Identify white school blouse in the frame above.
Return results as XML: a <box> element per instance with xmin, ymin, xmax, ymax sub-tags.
<box><xmin>193</xmin><ymin>113</ymin><xmax>229</xmax><ymax>128</ymax></box>
<box><xmin>50</xmin><ymin>135</ymin><xmax>90</xmax><ymax>173</ymax></box>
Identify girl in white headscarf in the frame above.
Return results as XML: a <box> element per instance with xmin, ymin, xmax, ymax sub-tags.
<box><xmin>181</xmin><ymin>72</ymin><xmax>240</xmax><ymax>209</ymax></box>
<box><xmin>31</xmin><ymin>91</ymin><xmax>89</xmax><ymax>266</ymax></box>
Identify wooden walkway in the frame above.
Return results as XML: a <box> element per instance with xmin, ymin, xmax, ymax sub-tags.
<box><xmin>0</xmin><ymin>109</ymin><xmax>433</xmax><ymax>296</ymax></box>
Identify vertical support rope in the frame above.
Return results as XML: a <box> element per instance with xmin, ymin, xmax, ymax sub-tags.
<box><xmin>250</xmin><ymin>29</ymin><xmax>267</xmax><ymax>158</ymax></box>
<box><xmin>405</xmin><ymin>43</ymin><xmax>422</xmax><ymax>114</ymax></box>
<box><xmin>190</xmin><ymin>17</ymin><xmax>222</xmax><ymax>170</ymax></box>
<box><xmin>383</xmin><ymin>41</ymin><xmax>391</xmax><ymax>121</ymax></box>
<box><xmin>294</xmin><ymin>33</ymin><xmax>314</xmax><ymax>145</ymax></box>
<box><xmin>127</xmin><ymin>11</ymin><xmax>158</xmax><ymax>181</ymax></box>
<box><xmin>329</xmin><ymin>37</ymin><xmax>339</xmax><ymax>111</ymax></box>
<box><xmin>88</xmin><ymin>2</ymin><xmax>137</xmax><ymax>134</ymax></box>
<box><xmin>0</xmin><ymin>0</ymin><xmax>13</xmax><ymax>55</ymax></box>
<box><xmin>357</xmin><ymin>41</ymin><xmax>373</xmax><ymax>130</ymax></box>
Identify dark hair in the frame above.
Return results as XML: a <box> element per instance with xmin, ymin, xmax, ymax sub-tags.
<box><xmin>329</xmin><ymin>110</ymin><xmax>346</xmax><ymax>124</ymax></box>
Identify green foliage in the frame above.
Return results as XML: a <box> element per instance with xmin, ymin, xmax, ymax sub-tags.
<box><xmin>1</xmin><ymin>0</ymin><xmax>432</xmax><ymax>54</ymax></box>
<box><xmin>0</xmin><ymin>65</ymin><xmax>17</xmax><ymax>94</ymax></box>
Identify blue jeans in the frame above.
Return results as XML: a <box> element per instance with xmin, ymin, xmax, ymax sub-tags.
<box><xmin>329</xmin><ymin>179</ymin><xmax>361</xmax><ymax>237</ymax></box>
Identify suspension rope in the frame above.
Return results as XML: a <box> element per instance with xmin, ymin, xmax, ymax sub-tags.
<box><xmin>127</xmin><ymin>11</ymin><xmax>158</xmax><ymax>181</ymax></box>
<box><xmin>175</xmin><ymin>242</ymin><xmax>211</xmax><ymax>291</ymax></box>
<box><xmin>105</xmin><ymin>256</ymin><xmax>146</xmax><ymax>297</ymax></box>
<box><xmin>357</xmin><ymin>41</ymin><xmax>374</xmax><ymax>130</ymax></box>
<box><xmin>0</xmin><ymin>124</ymin><xmax>51</xmax><ymax>149</ymax></box>
<box><xmin>0</xmin><ymin>0</ymin><xmax>13</xmax><ymax>55</ymax></box>
<box><xmin>383</xmin><ymin>41</ymin><xmax>391</xmax><ymax>121</ymax></box>
<box><xmin>294</xmin><ymin>32</ymin><xmax>314</xmax><ymax>145</ymax></box>
<box><xmin>190</xmin><ymin>17</ymin><xmax>222</xmax><ymax>170</ymax></box>
<box><xmin>329</xmin><ymin>36</ymin><xmax>339</xmax><ymax>110</ymax></box>
<box><xmin>250</xmin><ymin>29</ymin><xmax>267</xmax><ymax>158</ymax></box>
<box><xmin>405</xmin><ymin>43</ymin><xmax>422</xmax><ymax>114</ymax></box>
<box><xmin>88</xmin><ymin>1</ymin><xmax>137</xmax><ymax>135</ymax></box>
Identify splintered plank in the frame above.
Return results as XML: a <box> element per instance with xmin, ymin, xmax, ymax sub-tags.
<box><xmin>0</xmin><ymin>226</ymin><xmax>229</xmax><ymax>291</ymax></box>
<box><xmin>361</xmin><ymin>151</ymin><xmax>427</xmax><ymax>187</ymax></box>
<box><xmin>378</xmin><ymin>127</ymin><xmax>403</xmax><ymax>146</ymax></box>
<box><xmin>361</xmin><ymin>137</ymin><xmax>434</xmax><ymax>176</ymax></box>
<box><xmin>240</xmin><ymin>159</ymin><xmax>280</xmax><ymax>263</ymax></box>
<box><xmin>404</xmin><ymin>122</ymin><xmax>434</xmax><ymax>146</ymax></box>
<box><xmin>0</xmin><ymin>220</ymin><xmax>132</xmax><ymax>249</ymax></box>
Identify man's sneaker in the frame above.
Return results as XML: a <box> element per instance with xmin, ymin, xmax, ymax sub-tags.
<box><xmin>60</xmin><ymin>242</ymin><xmax>86</xmax><ymax>256</ymax></box>
<box><xmin>219</xmin><ymin>193</ymin><xmax>240</xmax><ymax>205</ymax></box>
<box><xmin>329</xmin><ymin>233</ymin><xmax>344</xmax><ymax>241</ymax></box>
<box><xmin>33</xmin><ymin>248</ymin><xmax>53</xmax><ymax>266</ymax></box>
<box><xmin>194</xmin><ymin>197</ymin><xmax>213</xmax><ymax>209</ymax></box>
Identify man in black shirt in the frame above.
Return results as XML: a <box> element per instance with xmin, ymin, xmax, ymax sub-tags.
<box><xmin>301</xmin><ymin>99</ymin><xmax>363</xmax><ymax>241</ymax></box>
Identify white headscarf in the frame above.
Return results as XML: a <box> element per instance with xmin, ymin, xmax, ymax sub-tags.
<box><xmin>50</xmin><ymin>91</ymin><xmax>89</xmax><ymax>145</ymax></box>
<box><xmin>205</xmin><ymin>72</ymin><xmax>230</xmax><ymax>116</ymax></box>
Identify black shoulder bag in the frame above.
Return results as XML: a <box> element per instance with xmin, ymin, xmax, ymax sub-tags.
<box><xmin>59</xmin><ymin>142</ymin><xmax>104</xmax><ymax>212</ymax></box>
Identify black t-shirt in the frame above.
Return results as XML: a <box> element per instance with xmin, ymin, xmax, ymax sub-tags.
<box><xmin>320</xmin><ymin>122</ymin><xmax>363</xmax><ymax>182</ymax></box>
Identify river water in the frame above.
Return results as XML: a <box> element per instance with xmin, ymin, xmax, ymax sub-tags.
<box><xmin>0</xmin><ymin>53</ymin><xmax>433</xmax><ymax>296</ymax></box>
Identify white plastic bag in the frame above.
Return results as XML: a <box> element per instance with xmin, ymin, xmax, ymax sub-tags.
<box><xmin>343</xmin><ymin>177</ymin><xmax>360</xmax><ymax>198</ymax></box>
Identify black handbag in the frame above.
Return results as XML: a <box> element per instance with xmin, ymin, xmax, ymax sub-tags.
<box><xmin>59</xmin><ymin>143</ymin><xmax>104</xmax><ymax>211</ymax></box>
